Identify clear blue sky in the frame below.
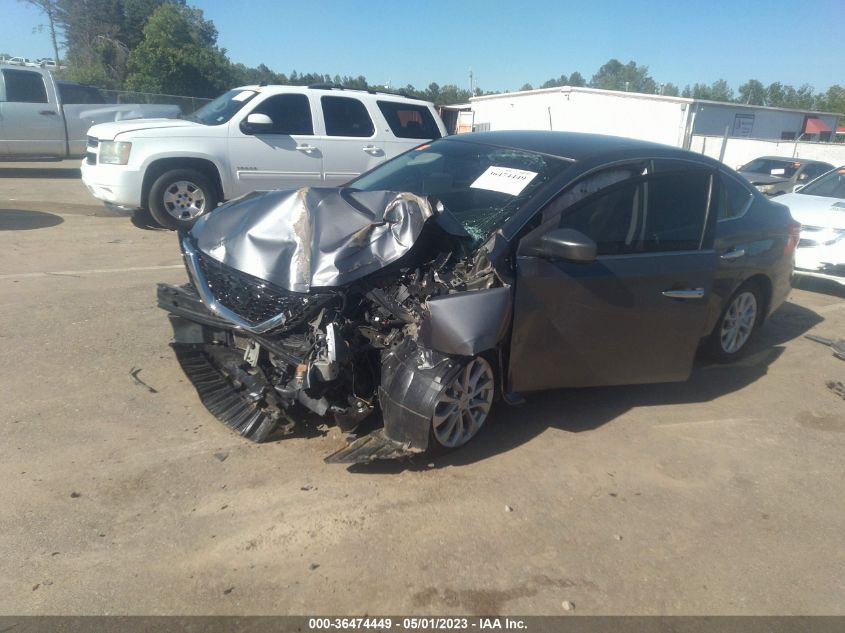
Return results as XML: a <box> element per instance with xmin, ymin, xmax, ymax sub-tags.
<box><xmin>3</xmin><ymin>0</ymin><xmax>843</xmax><ymax>94</ymax></box>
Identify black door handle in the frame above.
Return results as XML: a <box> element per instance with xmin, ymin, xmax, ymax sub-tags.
<box><xmin>39</xmin><ymin>110</ymin><xmax>57</xmax><ymax>115</ymax></box>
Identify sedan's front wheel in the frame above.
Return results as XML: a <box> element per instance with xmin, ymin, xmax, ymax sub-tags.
<box><xmin>430</xmin><ymin>355</ymin><xmax>495</xmax><ymax>449</ymax></box>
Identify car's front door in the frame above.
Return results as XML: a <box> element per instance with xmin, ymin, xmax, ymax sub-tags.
<box><xmin>0</xmin><ymin>68</ymin><xmax>65</xmax><ymax>156</ymax></box>
<box><xmin>509</xmin><ymin>162</ymin><xmax>718</xmax><ymax>392</ymax></box>
<box><xmin>227</xmin><ymin>92</ymin><xmax>323</xmax><ymax>198</ymax></box>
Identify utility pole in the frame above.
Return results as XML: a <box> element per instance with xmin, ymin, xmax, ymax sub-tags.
<box><xmin>469</xmin><ymin>68</ymin><xmax>474</xmax><ymax>94</ymax></box>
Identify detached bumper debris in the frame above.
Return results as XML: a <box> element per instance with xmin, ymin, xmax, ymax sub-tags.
<box><xmin>805</xmin><ymin>334</ymin><xmax>845</xmax><ymax>361</ymax></box>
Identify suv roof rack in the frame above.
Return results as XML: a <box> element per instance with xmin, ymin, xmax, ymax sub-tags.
<box><xmin>305</xmin><ymin>82</ymin><xmax>422</xmax><ymax>101</ymax></box>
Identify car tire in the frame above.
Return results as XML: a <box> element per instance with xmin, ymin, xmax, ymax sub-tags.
<box><xmin>428</xmin><ymin>354</ymin><xmax>496</xmax><ymax>453</ymax></box>
<box><xmin>704</xmin><ymin>281</ymin><xmax>763</xmax><ymax>362</ymax></box>
<box><xmin>148</xmin><ymin>169</ymin><xmax>218</xmax><ymax>231</ymax></box>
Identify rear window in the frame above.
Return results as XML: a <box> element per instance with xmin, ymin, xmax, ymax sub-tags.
<box><xmin>377</xmin><ymin>101</ymin><xmax>442</xmax><ymax>139</ymax></box>
<box><xmin>58</xmin><ymin>83</ymin><xmax>105</xmax><ymax>104</ymax></box>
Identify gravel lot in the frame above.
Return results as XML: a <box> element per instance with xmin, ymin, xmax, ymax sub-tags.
<box><xmin>1</xmin><ymin>161</ymin><xmax>843</xmax><ymax>615</ymax></box>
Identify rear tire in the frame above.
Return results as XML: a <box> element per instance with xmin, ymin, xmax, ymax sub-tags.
<box><xmin>148</xmin><ymin>168</ymin><xmax>218</xmax><ymax>231</ymax></box>
<box><xmin>704</xmin><ymin>282</ymin><xmax>763</xmax><ymax>362</ymax></box>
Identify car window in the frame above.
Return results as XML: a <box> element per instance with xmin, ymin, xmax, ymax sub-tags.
<box><xmin>717</xmin><ymin>173</ymin><xmax>753</xmax><ymax>221</ymax></box>
<box><xmin>376</xmin><ymin>101</ymin><xmax>441</xmax><ymax>139</ymax></box>
<box><xmin>558</xmin><ymin>170</ymin><xmax>712</xmax><ymax>255</ymax></box>
<box><xmin>799</xmin><ymin>167</ymin><xmax>845</xmax><ymax>198</ymax></box>
<box><xmin>321</xmin><ymin>96</ymin><xmax>374</xmax><ymax>137</ymax></box>
<box><xmin>57</xmin><ymin>83</ymin><xmax>105</xmax><ymax>105</ymax></box>
<box><xmin>739</xmin><ymin>158</ymin><xmax>798</xmax><ymax>177</ymax></box>
<box><xmin>250</xmin><ymin>93</ymin><xmax>313</xmax><ymax>135</ymax></box>
<box><xmin>2</xmin><ymin>68</ymin><xmax>48</xmax><ymax>103</ymax></box>
<box><xmin>800</xmin><ymin>164</ymin><xmax>831</xmax><ymax>181</ymax></box>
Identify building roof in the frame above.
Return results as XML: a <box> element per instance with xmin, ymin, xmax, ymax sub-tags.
<box><xmin>468</xmin><ymin>85</ymin><xmax>843</xmax><ymax>118</ymax></box>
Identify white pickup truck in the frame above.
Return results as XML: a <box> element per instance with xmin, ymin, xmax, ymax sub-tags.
<box><xmin>0</xmin><ymin>63</ymin><xmax>180</xmax><ymax>160</ymax></box>
<box><xmin>81</xmin><ymin>84</ymin><xmax>447</xmax><ymax>229</ymax></box>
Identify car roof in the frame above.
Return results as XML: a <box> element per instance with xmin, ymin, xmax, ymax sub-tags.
<box><xmin>750</xmin><ymin>156</ymin><xmax>832</xmax><ymax>165</ymax></box>
<box><xmin>444</xmin><ymin>130</ymin><xmax>716</xmax><ymax>164</ymax></box>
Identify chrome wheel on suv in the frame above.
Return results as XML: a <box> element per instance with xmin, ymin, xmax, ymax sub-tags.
<box><xmin>148</xmin><ymin>168</ymin><xmax>219</xmax><ymax>230</ymax></box>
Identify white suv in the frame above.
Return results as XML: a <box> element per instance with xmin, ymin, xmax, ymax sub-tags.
<box><xmin>81</xmin><ymin>84</ymin><xmax>447</xmax><ymax>229</ymax></box>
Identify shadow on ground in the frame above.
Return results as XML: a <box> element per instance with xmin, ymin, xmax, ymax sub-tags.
<box><xmin>0</xmin><ymin>209</ymin><xmax>64</xmax><ymax>231</ymax></box>
<box><xmin>130</xmin><ymin>208</ymin><xmax>168</xmax><ymax>231</ymax></box>
<box><xmin>350</xmin><ymin>300</ymin><xmax>824</xmax><ymax>473</ymax></box>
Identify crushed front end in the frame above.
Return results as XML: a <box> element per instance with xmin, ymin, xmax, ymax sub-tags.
<box><xmin>157</xmin><ymin>187</ymin><xmax>512</xmax><ymax>463</ymax></box>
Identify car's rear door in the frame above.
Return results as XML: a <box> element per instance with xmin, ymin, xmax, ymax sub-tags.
<box><xmin>509</xmin><ymin>161</ymin><xmax>718</xmax><ymax>392</ymax></box>
<box><xmin>317</xmin><ymin>95</ymin><xmax>384</xmax><ymax>185</ymax></box>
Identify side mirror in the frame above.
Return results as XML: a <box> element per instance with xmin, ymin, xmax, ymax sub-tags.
<box><xmin>526</xmin><ymin>228</ymin><xmax>597</xmax><ymax>263</ymax></box>
<box><xmin>793</xmin><ymin>184</ymin><xmax>805</xmax><ymax>193</ymax></box>
<box><xmin>240</xmin><ymin>112</ymin><xmax>273</xmax><ymax>135</ymax></box>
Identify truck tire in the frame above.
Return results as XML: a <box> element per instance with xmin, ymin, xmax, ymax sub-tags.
<box><xmin>148</xmin><ymin>168</ymin><xmax>218</xmax><ymax>231</ymax></box>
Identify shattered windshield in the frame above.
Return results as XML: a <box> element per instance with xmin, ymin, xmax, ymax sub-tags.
<box><xmin>739</xmin><ymin>158</ymin><xmax>799</xmax><ymax>178</ymax></box>
<box><xmin>347</xmin><ymin>138</ymin><xmax>570</xmax><ymax>247</ymax></box>
<box><xmin>186</xmin><ymin>88</ymin><xmax>258</xmax><ymax>125</ymax></box>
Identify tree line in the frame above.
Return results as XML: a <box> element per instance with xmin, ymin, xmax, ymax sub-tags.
<box><xmin>20</xmin><ymin>0</ymin><xmax>845</xmax><ymax>116</ymax></box>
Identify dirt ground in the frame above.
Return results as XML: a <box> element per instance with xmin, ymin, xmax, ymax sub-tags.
<box><xmin>1</xmin><ymin>161</ymin><xmax>843</xmax><ymax>616</ymax></box>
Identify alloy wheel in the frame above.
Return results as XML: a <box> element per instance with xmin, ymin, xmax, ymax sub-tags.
<box><xmin>432</xmin><ymin>356</ymin><xmax>495</xmax><ymax>448</ymax></box>
<box><xmin>720</xmin><ymin>290</ymin><xmax>757</xmax><ymax>354</ymax></box>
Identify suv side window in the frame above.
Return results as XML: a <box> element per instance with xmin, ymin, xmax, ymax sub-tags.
<box><xmin>321</xmin><ymin>96</ymin><xmax>374</xmax><ymax>137</ymax></box>
<box><xmin>377</xmin><ymin>101</ymin><xmax>441</xmax><ymax>139</ymax></box>
<box><xmin>559</xmin><ymin>170</ymin><xmax>712</xmax><ymax>255</ymax></box>
<box><xmin>2</xmin><ymin>69</ymin><xmax>48</xmax><ymax>103</ymax></box>
<box><xmin>717</xmin><ymin>173</ymin><xmax>753</xmax><ymax>221</ymax></box>
<box><xmin>250</xmin><ymin>94</ymin><xmax>313</xmax><ymax>135</ymax></box>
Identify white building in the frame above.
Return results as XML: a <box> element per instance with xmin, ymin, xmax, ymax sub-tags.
<box><xmin>466</xmin><ymin>86</ymin><xmax>841</xmax><ymax>148</ymax></box>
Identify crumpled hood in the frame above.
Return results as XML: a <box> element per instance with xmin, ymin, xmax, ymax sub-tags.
<box><xmin>778</xmin><ymin>192</ymin><xmax>845</xmax><ymax>230</ymax></box>
<box><xmin>191</xmin><ymin>188</ymin><xmax>434</xmax><ymax>293</ymax></box>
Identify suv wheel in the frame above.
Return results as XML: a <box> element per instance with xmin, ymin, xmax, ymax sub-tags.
<box><xmin>148</xmin><ymin>168</ymin><xmax>218</xmax><ymax>230</ymax></box>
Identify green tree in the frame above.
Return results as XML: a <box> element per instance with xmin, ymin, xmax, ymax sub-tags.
<box><xmin>815</xmin><ymin>84</ymin><xmax>845</xmax><ymax>115</ymax></box>
<box><xmin>737</xmin><ymin>79</ymin><xmax>766</xmax><ymax>105</ymax></box>
<box><xmin>590</xmin><ymin>59</ymin><xmax>656</xmax><ymax>93</ymax></box>
<box><xmin>125</xmin><ymin>3</ymin><xmax>231</xmax><ymax>97</ymax></box>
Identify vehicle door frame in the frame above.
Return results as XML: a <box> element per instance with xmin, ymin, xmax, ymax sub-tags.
<box><xmin>0</xmin><ymin>67</ymin><xmax>66</xmax><ymax>157</ymax></box>
<box><xmin>505</xmin><ymin>155</ymin><xmax>720</xmax><ymax>392</ymax></box>
<box><xmin>226</xmin><ymin>89</ymin><xmax>324</xmax><ymax>197</ymax></box>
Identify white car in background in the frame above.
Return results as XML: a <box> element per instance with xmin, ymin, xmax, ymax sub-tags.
<box><xmin>777</xmin><ymin>166</ymin><xmax>845</xmax><ymax>285</ymax></box>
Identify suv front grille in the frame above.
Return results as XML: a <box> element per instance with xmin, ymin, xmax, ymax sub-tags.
<box><xmin>86</xmin><ymin>136</ymin><xmax>98</xmax><ymax>164</ymax></box>
<box><xmin>196</xmin><ymin>252</ymin><xmax>332</xmax><ymax>329</ymax></box>
<box><xmin>85</xmin><ymin>151</ymin><xmax>96</xmax><ymax>165</ymax></box>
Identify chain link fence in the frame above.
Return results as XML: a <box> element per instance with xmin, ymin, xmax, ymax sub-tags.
<box><xmin>98</xmin><ymin>89</ymin><xmax>212</xmax><ymax>115</ymax></box>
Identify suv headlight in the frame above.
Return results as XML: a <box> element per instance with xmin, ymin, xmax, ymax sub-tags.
<box><xmin>99</xmin><ymin>141</ymin><xmax>132</xmax><ymax>165</ymax></box>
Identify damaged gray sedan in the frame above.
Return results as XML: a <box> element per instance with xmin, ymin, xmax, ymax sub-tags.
<box><xmin>158</xmin><ymin>131</ymin><xmax>797</xmax><ymax>463</ymax></box>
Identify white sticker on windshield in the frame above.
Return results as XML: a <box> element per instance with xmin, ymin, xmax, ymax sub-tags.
<box><xmin>232</xmin><ymin>90</ymin><xmax>256</xmax><ymax>102</ymax></box>
<box><xmin>471</xmin><ymin>166</ymin><xmax>538</xmax><ymax>196</ymax></box>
